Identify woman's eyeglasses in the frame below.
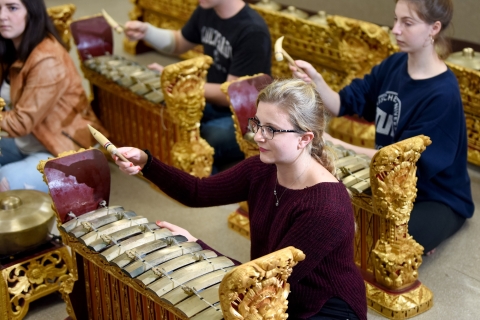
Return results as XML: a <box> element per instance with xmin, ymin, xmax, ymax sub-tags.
<box><xmin>248</xmin><ymin>118</ymin><xmax>301</xmax><ymax>140</ymax></box>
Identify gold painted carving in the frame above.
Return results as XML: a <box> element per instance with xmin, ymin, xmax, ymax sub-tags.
<box><xmin>365</xmin><ymin>135</ymin><xmax>434</xmax><ymax>318</ymax></box>
<box><xmin>126</xmin><ymin>1</ymin><xmax>394</xmax><ymax>90</ymax></box>
<box><xmin>227</xmin><ymin>211</ymin><xmax>251</xmax><ymax>239</ymax></box>
<box><xmin>251</xmin><ymin>5</ymin><xmax>396</xmax><ymax>91</ymax></box>
<box><xmin>161</xmin><ymin>56</ymin><xmax>212</xmax><ymax>127</ymax></box>
<box><xmin>328</xmin><ymin>116</ymin><xmax>375</xmax><ymax>149</ymax></box>
<box><xmin>447</xmin><ymin>62</ymin><xmax>480</xmax><ymax>166</ymax></box>
<box><xmin>366</xmin><ymin>282</ymin><xmax>433</xmax><ymax>319</ymax></box>
<box><xmin>370</xmin><ymin>135</ymin><xmax>431</xmax><ymax>289</ymax></box>
<box><xmin>171</xmin><ymin>123</ymin><xmax>214</xmax><ymax>177</ymax></box>
<box><xmin>219</xmin><ymin>246</ymin><xmax>305</xmax><ymax>320</ymax></box>
<box><xmin>370</xmin><ymin>135</ymin><xmax>430</xmax><ymax>224</ymax></box>
<box><xmin>222</xmin><ymin>76</ymin><xmax>260</xmax><ymax>239</ymax></box>
<box><xmin>142</xmin><ymin>9</ymin><xmax>188</xmax><ymax>30</ymax></box>
<box><xmin>138</xmin><ymin>0</ymin><xmax>197</xmax><ymax>20</ymax></box>
<box><xmin>47</xmin><ymin>4</ymin><xmax>76</xmax><ymax>52</ymax></box>
<box><xmin>0</xmin><ymin>246</ymin><xmax>76</xmax><ymax>320</ymax></box>
<box><xmin>161</xmin><ymin>55</ymin><xmax>214</xmax><ymax>176</ymax></box>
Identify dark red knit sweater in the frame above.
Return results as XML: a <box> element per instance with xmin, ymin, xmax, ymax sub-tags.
<box><xmin>143</xmin><ymin>155</ymin><xmax>367</xmax><ymax>320</ymax></box>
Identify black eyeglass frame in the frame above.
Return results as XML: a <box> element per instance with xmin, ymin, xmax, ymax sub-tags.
<box><xmin>248</xmin><ymin>117</ymin><xmax>302</xmax><ymax>140</ymax></box>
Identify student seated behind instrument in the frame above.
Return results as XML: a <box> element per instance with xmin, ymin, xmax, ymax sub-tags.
<box><xmin>124</xmin><ymin>0</ymin><xmax>271</xmax><ymax>174</ymax></box>
<box><xmin>114</xmin><ymin>79</ymin><xmax>367</xmax><ymax>320</ymax></box>
<box><xmin>0</xmin><ymin>0</ymin><xmax>105</xmax><ymax>192</ymax></box>
<box><xmin>291</xmin><ymin>0</ymin><xmax>473</xmax><ymax>255</ymax></box>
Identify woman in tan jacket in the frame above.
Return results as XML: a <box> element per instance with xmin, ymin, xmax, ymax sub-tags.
<box><xmin>0</xmin><ymin>0</ymin><xmax>104</xmax><ymax>192</ymax></box>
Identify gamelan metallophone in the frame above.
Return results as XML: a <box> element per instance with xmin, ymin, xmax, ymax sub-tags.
<box><xmin>80</xmin><ymin>54</ymin><xmax>178</xmax><ymax>166</ymax></box>
<box><xmin>77</xmin><ymin>49</ymin><xmax>215</xmax><ymax>177</ymax></box>
<box><xmin>61</xmin><ymin>205</ymin><xmax>235</xmax><ymax>319</ymax></box>
<box><xmin>328</xmin><ymin>143</ymin><xmax>372</xmax><ymax>195</ymax></box>
<box><xmin>84</xmin><ymin>55</ymin><xmax>164</xmax><ymax>104</ymax></box>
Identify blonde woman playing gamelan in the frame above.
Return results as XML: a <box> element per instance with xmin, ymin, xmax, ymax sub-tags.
<box><xmin>114</xmin><ymin>79</ymin><xmax>367</xmax><ymax>320</ymax></box>
<box><xmin>292</xmin><ymin>0</ymin><xmax>473</xmax><ymax>256</ymax></box>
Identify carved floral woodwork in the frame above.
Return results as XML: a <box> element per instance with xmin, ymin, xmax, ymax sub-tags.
<box><xmin>328</xmin><ymin>116</ymin><xmax>376</xmax><ymax>149</ymax></box>
<box><xmin>0</xmin><ymin>245</ymin><xmax>76</xmax><ymax>320</ymax></box>
<box><xmin>47</xmin><ymin>4</ymin><xmax>76</xmax><ymax>52</ymax></box>
<box><xmin>219</xmin><ymin>246</ymin><xmax>305</xmax><ymax>320</ymax></box>
<box><xmin>251</xmin><ymin>6</ymin><xmax>396</xmax><ymax>91</ymax></box>
<box><xmin>161</xmin><ymin>55</ymin><xmax>214</xmax><ymax>176</ymax></box>
<box><xmin>367</xmin><ymin>135</ymin><xmax>433</xmax><ymax>317</ymax></box>
<box><xmin>447</xmin><ymin>62</ymin><xmax>480</xmax><ymax>166</ymax></box>
<box><xmin>125</xmin><ymin>0</ymin><xmax>396</xmax><ymax>90</ymax></box>
<box><xmin>227</xmin><ymin>210</ymin><xmax>251</xmax><ymax>238</ymax></box>
<box><xmin>370</xmin><ymin>137</ymin><xmax>425</xmax><ymax>285</ymax></box>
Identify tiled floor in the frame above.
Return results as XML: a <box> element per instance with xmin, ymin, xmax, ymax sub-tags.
<box><xmin>19</xmin><ymin>1</ymin><xmax>480</xmax><ymax>319</ymax></box>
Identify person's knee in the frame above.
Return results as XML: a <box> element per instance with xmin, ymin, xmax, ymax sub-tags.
<box><xmin>0</xmin><ymin>138</ymin><xmax>25</xmax><ymax>165</ymax></box>
<box><xmin>200</xmin><ymin>118</ymin><xmax>237</xmax><ymax>149</ymax></box>
<box><xmin>409</xmin><ymin>201</ymin><xmax>465</xmax><ymax>253</ymax></box>
<box><xmin>0</xmin><ymin>153</ymin><xmax>51</xmax><ymax>192</ymax></box>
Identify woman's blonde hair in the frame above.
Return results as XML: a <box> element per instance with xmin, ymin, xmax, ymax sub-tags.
<box><xmin>256</xmin><ymin>79</ymin><xmax>336</xmax><ymax>176</ymax></box>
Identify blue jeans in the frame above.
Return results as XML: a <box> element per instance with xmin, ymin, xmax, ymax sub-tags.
<box><xmin>200</xmin><ymin>103</ymin><xmax>244</xmax><ymax>174</ymax></box>
<box><xmin>0</xmin><ymin>138</ymin><xmax>52</xmax><ymax>192</ymax></box>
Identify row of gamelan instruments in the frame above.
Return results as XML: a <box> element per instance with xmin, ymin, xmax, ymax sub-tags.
<box><xmin>0</xmin><ymin>2</ymin><xmax>456</xmax><ymax>318</ymax></box>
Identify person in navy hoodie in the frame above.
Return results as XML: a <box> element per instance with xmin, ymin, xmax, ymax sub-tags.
<box><xmin>292</xmin><ymin>0</ymin><xmax>474</xmax><ymax>255</ymax></box>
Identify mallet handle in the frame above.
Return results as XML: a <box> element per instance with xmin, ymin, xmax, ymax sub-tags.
<box><xmin>280</xmin><ymin>49</ymin><xmax>310</xmax><ymax>77</ymax></box>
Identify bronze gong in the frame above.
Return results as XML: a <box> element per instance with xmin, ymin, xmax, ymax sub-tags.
<box><xmin>447</xmin><ymin>48</ymin><xmax>480</xmax><ymax>71</ymax></box>
<box><xmin>0</xmin><ymin>190</ymin><xmax>55</xmax><ymax>255</ymax></box>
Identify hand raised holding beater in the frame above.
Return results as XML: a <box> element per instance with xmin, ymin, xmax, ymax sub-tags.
<box><xmin>113</xmin><ymin>147</ymin><xmax>148</xmax><ymax>176</ymax></box>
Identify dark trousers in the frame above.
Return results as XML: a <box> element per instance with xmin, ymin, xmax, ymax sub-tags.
<box><xmin>307</xmin><ymin>297</ymin><xmax>359</xmax><ymax>320</ymax></box>
<box><xmin>408</xmin><ymin>201</ymin><xmax>466</xmax><ymax>253</ymax></box>
<box><xmin>200</xmin><ymin>103</ymin><xmax>244</xmax><ymax>174</ymax></box>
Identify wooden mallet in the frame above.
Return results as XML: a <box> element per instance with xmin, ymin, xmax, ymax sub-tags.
<box><xmin>274</xmin><ymin>36</ymin><xmax>307</xmax><ymax>76</ymax></box>
<box><xmin>88</xmin><ymin>124</ymin><xmax>143</xmax><ymax>176</ymax></box>
<box><xmin>102</xmin><ymin>9</ymin><xmax>124</xmax><ymax>34</ymax></box>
